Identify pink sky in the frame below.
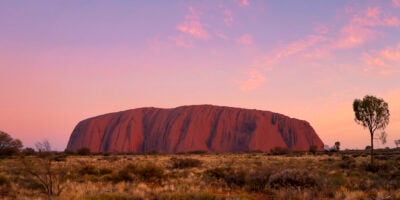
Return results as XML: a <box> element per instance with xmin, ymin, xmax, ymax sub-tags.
<box><xmin>1</xmin><ymin>0</ymin><xmax>399</xmax><ymax>150</ymax></box>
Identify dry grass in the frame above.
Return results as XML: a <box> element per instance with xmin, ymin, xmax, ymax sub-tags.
<box><xmin>0</xmin><ymin>151</ymin><xmax>400</xmax><ymax>200</ymax></box>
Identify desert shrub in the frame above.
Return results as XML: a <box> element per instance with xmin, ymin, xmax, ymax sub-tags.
<box><xmin>245</xmin><ymin>170</ymin><xmax>270</xmax><ymax>192</ymax></box>
<box><xmin>309</xmin><ymin>145</ymin><xmax>318</xmax><ymax>155</ymax></box>
<box><xmin>79</xmin><ymin>164</ymin><xmax>98</xmax><ymax>175</ymax></box>
<box><xmin>77</xmin><ymin>147</ymin><xmax>91</xmax><ymax>155</ymax></box>
<box><xmin>327</xmin><ymin>171</ymin><xmax>345</xmax><ymax>187</ymax></box>
<box><xmin>63</xmin><ymin>149</ymin><xmax>75</xmax><ymax>155</ymax></box>
<box><xmin>268</xmin><ymin>169</ymin><xmax>320</xmax><ymax>189</ymax></box>
<box><xmin>269</xmin><ymin>146</ymin><xmax>290</xmax><ymax>155</ymax></box>
<box><xmin>99</xmin><ymin>167</ymin><xmax>113</xmax><ymax>175</ymax></box>
<box><xmin>102</xmin><ymin>155</ymin><xmax>120</xmax><ymax>162</ymax></box>
<box><xmin>18</xmin><ymin>156</ymin><xmax>69</xmax><ymax>196</ymax></box>
<box><xmin>338</xmin><ymin>155</ymin><xmax>356</xmax><ymax>169</ymax></box>
<box><xmin>52</xmin><ymin>154</ymin><xmax>67</xmax><ymax>162</ymax></box>
<box><xmin>375</xmin><ymin>155</ymin><xmax>390</xmax><ymax>160</ymax></box>
<box><xmin>22</xmin><ymin>147</ymin><xmax>36</xmax><ymax>156</ymax></box>
<box><xmin>204</xmin><ymin>167</ymin><xmax>243</xmax><ymax>187</ymax></box>
<box><xmin>204</xmin><ymin>167</ymin><xmax>270</xmax><ymax>191</ymax></box>
<box><xmin>156</xmin><ymin>192</ymin><xmax>224</xmax><ymax>200</ymax></box>
<box><xmin>204</xmin><ymin>167</ymin><xmax>228</xmax><ymax>181</ymax></box>
<box><xmin>84</xmin><ymin>193</ymin><xmax>143</xmax><ymax>200</ymax></box>
<box><xmin>112</xmin><ymin>162</ymin><xmax>164</xmax><ymax>183</ymax></box>
<box><xmin>362</xmin><ymin>160</ymin><xmax>395</xmax><ymax>176</ymax></box>
<box><xmin>170</xmin><ymin>157</ymin><xmax>202</xmax><ymax>169</ymax></box>
<box><xmin>187</xmin><ymin>150</ymin><xmax>208</xmax><ymax>154</ymax></box>
<box><xmin>0</xmin><ymin>174</ymin><xmax>11</xmax><ymax>196</ymax></box>
<box><xmin>223</xmin><ymin>169</ymin><xmax>246</xmax><ymax>188</ymax></box>
<box><xmin>0</xmin><ymin>175</ymin><xmax>10</xmax><ymax>187</ymax></box>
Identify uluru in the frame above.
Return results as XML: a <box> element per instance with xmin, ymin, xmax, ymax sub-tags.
<box><xmin>66</xmin><ymin>105</ymin><xmax>324</xmax><ymax>153</ymax></box>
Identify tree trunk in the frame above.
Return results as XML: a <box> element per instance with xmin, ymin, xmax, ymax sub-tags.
<box><xmin>370</xmin><ymin>132</ymin><xmax>374</xmax><ymax>166</ymax></box>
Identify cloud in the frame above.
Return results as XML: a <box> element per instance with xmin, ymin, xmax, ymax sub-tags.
<box><xmin>222</xmin><ymin>8</ymin><xmax>234</xmax><ymax>25</ymax></box>
<box><xmin>236</xmin><ymin>34</ymin><xmax>253</xmax><ymax>46</ymax></box>
<box><xmin>270</xmin><ymin>34</ymin><xmax>327</xmax><ymax>63</ymax></box>
<box><xmin>176</xmin><ymin>6</ymin><xmax>210</xmax><ymax>40</ymax></box>
<box><xmin>239</xmin><ymin>0</ymin><xmax>250</xmax><ymax>7</ymax></box>
<box><xmin>335</xmin><ymin>25</ymin><xmax>376</xmax><ymax>49</ymax></box>
<box><xmin>239</xmin><ymin>69</ymin><xmax>265</xmax><ymax>91</ymax></box>
<box><xmin>363</xmin><ymin>43</ymin><xmax>400</xmax><ymax>76</ymax></box>
<box><xmin>334</xmin><ymin>6</ymin><xmax>400</xmax><ymax>49</ymax></box>
<box><xmin>215</xmin><ymin>31</ymin><xmax>230</xmax><ymax>41</ymax></box>
<box><xmin>255</xmin><ymin>31</ymin><xmax>328</xmax><ymax>71</ymax></box>
<box><xmin>169</xmin><ymin>35</ymin><xmax>193</xmax><ymax>48</ymax></box>
<box><xmin>350</xmin><ymin>7</ymin><xmax>400</xmax><ymax>27</ymax></box>
<box><xmin>393</xmin><ymin>0</ymin><xmax>400</xmax><ymax>8</ymax></box>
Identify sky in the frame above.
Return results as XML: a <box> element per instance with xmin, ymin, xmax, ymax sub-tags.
<box><xmin>0</xmin><ymin>0</ymin><xmax>399</xmax><ymax>150</ymax></box>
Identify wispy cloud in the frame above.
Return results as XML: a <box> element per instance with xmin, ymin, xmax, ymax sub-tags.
<box><xmin>176</xmin><ymin>6</ymin><xmax>210</xmax><ymax>40</ymax></box>
<box><xmin>236</xmin><ymin>34</ymin><xmax>253</xmax><ymax>46</ymax></box>
<box><xmin>392</xmin><ymin>0</ymin><xmax>400</xmax><ymax>8</ymax></box>
<box><xmin>335</xmin><ymin>25</ymin><xmax>376</xmax><ymax>49</ymax></box>
<box><xmin>239</xmin><ymin>0</ymin><xmax>250</xmax><ymax>7</ymax></box>
<box><xmin>349</xmin><ymin>7</ymin><xmax>400</xmax><ymax>27</ymax></box>
<box><xmin>222</xmin><ymin>8</ymin><xmax>234</xmax><ymax>25</ymax></box>
<box><xmin>215</xmin><ymin>31</ymin><xmax>230</xmax><ymax>41</ymax></box>
<box><xmin>169</xmin><ymin>35</ymin><xmax>193</xmax><ymax>48</ymax></box>
<box><xmin>239</xmin><ymin>68</ymin><xmax>265</xmax><ymax>91</ymax></box>
<box><xmin>333</xmin><ymin>6</ymin><xmax>400</xmax><ymax>49</ymax></box>
<box><xmin>363</xmin><ymin>43</ymin><xmax>400</xmax><ymax>76</ymax></box>
<box><xmin>275</xmin><ymin>35</ymin><xmax>327</xmax><ymax>59</ymax></box>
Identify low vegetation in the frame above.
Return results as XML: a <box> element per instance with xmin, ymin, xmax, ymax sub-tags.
<box><xmin>0</xmin><ymin>149</ymin><xmax>400</xmax><ymax>199</ymax></box>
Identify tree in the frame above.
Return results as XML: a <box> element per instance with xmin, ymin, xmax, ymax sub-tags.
<box><xmin>395</xmin><ymin>139</ymin><xmax>400</xmax><ymax>148</ymax></box>
<box><xmin>333</xmin><ymin>141</ymin><xmax>340</xmax><ymax>152</ymax></box>
<box><xmin>0</xmin><ymin>131</ymin><xmax>23</xmax><ymax>156</ymax></box>
<box><xmin>353</xmin><ymin>95</ymin><xmax>390</xmax><ymax>165</ymax></box>
<box><xmin>21</xmin><ymin>140</ymin><xmax>68</xmax><ymax>197</ymax></box>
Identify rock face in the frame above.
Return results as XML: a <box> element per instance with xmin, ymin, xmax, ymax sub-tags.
<box><xmin>66</xmin><ymin>105</ymin><xmax>324</xmax><ymax>153</ymax></box>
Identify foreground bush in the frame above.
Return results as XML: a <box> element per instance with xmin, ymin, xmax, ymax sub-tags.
<box><xmin>19</xmin><ymin>155</ymin><xmax>69</xmax><ymax>197</ymax></box>
<box><xmin>170</xmin><ymin>157</ymin><xmax>202</xmax><ymax>169</ymax></box>
<box><xmin>204</xmin><ymin>167</ymin><xmax>270</xmax><ymax>192</ymax></box>
<box><xmin>268</xmin><ymin>169</ymin><xmax>320</xmax><ymax>189</ymax></box>
<box><xmin>0</xmin><ymin>174</ymin><xmax>11</xmax><ymax>197</ymax></box>
<box><xmin>156</xmin><ymin>192</ymin><xmax>225</xmax><ymax>200</ymax></box>
<box><xmin>112</xmin><ymin>162</ymin><xmax>164</xmax><ymax>183</ymax></box>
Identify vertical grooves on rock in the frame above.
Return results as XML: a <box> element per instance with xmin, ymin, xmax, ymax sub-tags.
<box><xmin>124</xmin><ymin>118</ymin><xmax>133</xmax><ymax>152</ymax></box>
<box><xmin>173</xmin><ymin>108</ymin><xmax>192</xmax><ymax>152</ymax></box>
<box><xmin>206</xmin><ymin>108</ymin><xmax>224</xmax><ymax>150</ymax></box>
<box><xmin>101</xmin><ymin>114</ymin><xmax>123</xmax><ymax>152</ymax></box>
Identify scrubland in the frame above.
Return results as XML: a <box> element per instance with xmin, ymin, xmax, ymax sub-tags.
<box><xmin>0</xmin><ymin>150</ymin><xmax>400</xmax><ymax>200</ymax></box>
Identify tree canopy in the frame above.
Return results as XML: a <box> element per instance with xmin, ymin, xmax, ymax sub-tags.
<box><xmin>353</xmin><ymin>95</ymin><xmax>390</xmax><ymax>134</ymax></box>
<box><xmin>0</xmin><ymin>131</ymin><xmax>23</xmax><ymax>156</ymax></box>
